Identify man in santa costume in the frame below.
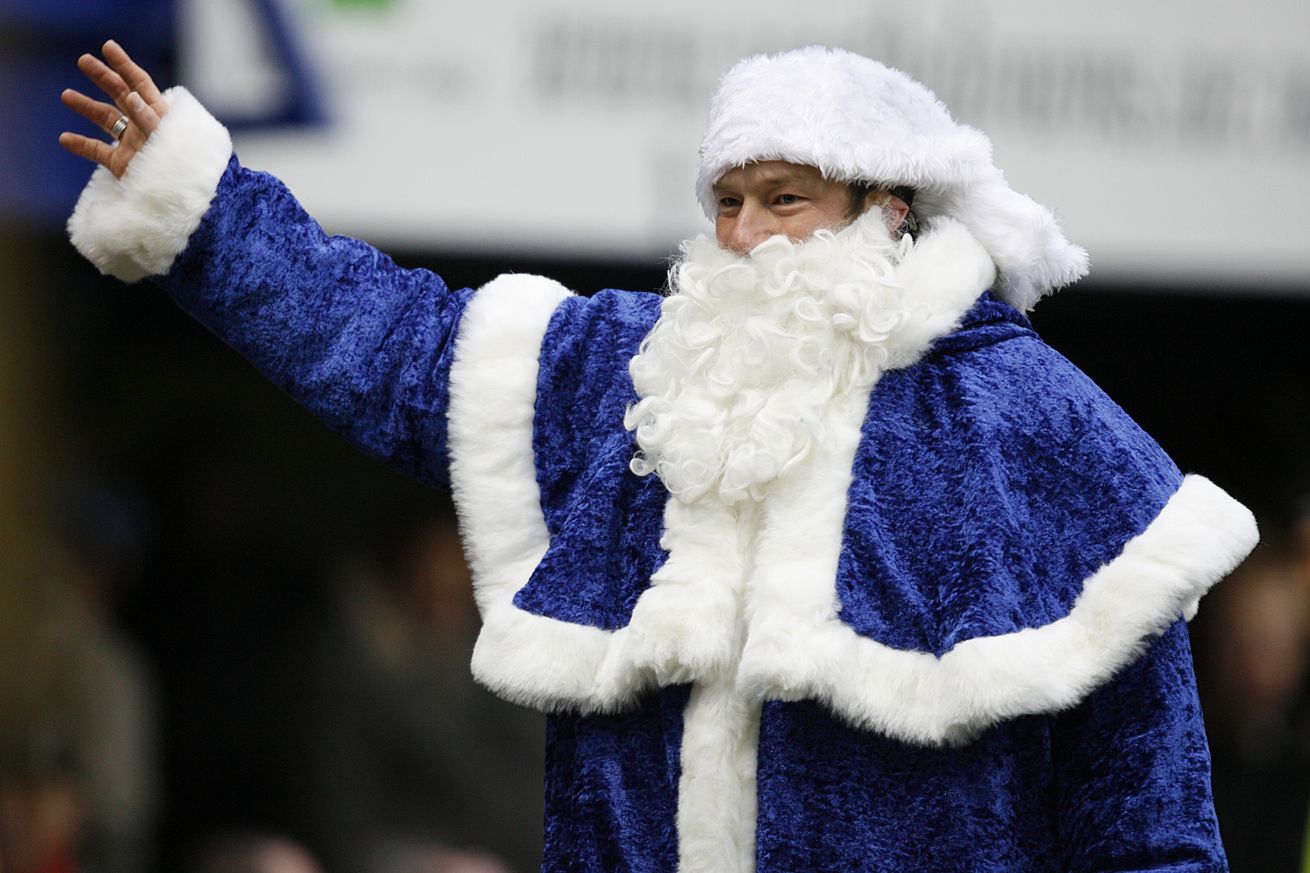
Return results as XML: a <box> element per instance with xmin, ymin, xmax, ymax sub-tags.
<box><xmin>62</xmin><ymin>41</ymin><xmax>1254</xmax><ymax>872</ymax></box>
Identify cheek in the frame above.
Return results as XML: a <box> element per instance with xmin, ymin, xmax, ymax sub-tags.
<box><xmin>715</xmin><ymin>217</ymin><xmax>731</xmax><ymax>248</ymax></box>
<box><xmin>779</xmin><ymin>209</ymin><xmax>839</xmax><ymax>242</ymax></box>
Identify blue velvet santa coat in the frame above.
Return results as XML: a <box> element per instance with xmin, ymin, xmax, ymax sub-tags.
<box><xmin>69</xmin><ymin>89</ymin><xmax>1258</xmax><ymax>872</ymax></box>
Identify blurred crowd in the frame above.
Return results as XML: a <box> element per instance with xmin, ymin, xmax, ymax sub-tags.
<box><xmin>1194</xmin><ymin>506</ymin><xmax>1310</xmax><ymax>871</ymax></box>
<box><xmin>0</xmin><ymin>471</ymin><xmax>544</xmax><ymax>873</ymax></box>
<box><xmin>0</xmin><ymin>461</ymin><xmax>542</xmax><ymax>870</ymax></box>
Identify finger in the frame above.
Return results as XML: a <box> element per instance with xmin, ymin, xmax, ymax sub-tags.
<box><xmin>123</xmin><ymin>91</ymin><xmax>162</xmax><ymax>137</ymax></box>
<box><xmin>58</xmin><ymin>131</ymin><xmax>116</xmax><ymax>170</ymax></box>
<box><xmin>102</xmin><ymin>40</ymin><xmax>164</xmax><ymax>106</ymax></box>
<box><xmin>77</xmin><ymin>52</ymin><xmax>132</xmax><ymax>110</ymax></box>
<box><xmin>61</xmin><ymin>88</ymin><xmax>128</xmax><ymax>136</ymax></box>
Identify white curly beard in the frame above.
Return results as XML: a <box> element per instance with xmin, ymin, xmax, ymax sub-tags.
<box><xmin>625</xmin><ymin>211</ymin><xmax>917</xmax><ymax>505</ymax></box>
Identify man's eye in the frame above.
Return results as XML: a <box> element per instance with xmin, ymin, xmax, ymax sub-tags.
<box><xmin>775</xmin><ymin>193</ymin><xmax>802</xmax><ymax>206</ymax></box>
<box><xmin>718</xmin><ymin>196</ymin><xmax>741</xmax><ymax>211</ymax></box>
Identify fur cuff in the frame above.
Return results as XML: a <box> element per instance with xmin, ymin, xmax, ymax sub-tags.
<box><xmin>67</xmin><ymin>86</ymin><xmax>232</xmax><ymax>283</ymax></box>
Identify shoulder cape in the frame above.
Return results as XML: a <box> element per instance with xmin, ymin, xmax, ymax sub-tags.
<box><xmin>447</xmin><ymin>226</ymin><xmax>1257</xmax><ymax>746</ymax></box>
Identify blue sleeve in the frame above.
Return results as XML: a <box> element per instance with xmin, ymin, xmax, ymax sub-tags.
<box><xmin>1053</xmin><ymin>621</ymin><xmax>1228</xmax><ymax>871</ymax></box>
<box><xmin>157</xmin><ymin>155</ymin><xmax>474</xmax><ymax>488</ymax></box>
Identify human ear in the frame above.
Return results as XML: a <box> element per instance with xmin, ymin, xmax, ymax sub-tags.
<box><xmin>865</xmin><ymin>190</ymin><xmax>910</xmax><ymax>234</ymax></box>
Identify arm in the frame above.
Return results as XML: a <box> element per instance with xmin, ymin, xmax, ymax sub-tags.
<box><xmin>1052</xmin><ymin>620</ymin><xmax>1228</xmax><ymax>872</ymax></box>
<box><xmin>62</xmin><ymin>43</ymin><xmax>472</xmax><ymax>487</ymax></box>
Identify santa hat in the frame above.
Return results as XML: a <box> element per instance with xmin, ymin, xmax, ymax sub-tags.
<box><xmin>696</xmin><ymin>46</ymin><xmax>1089</xmax><ymax>311</ymax></box>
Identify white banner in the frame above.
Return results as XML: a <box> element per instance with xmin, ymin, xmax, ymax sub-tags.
<box><xmin>184</xmin><ymin>0</ymin><xmax>1310</xmax><ymax>288</ymax></box>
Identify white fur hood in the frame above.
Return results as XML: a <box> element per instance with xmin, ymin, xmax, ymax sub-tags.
<box><xmin>697</xmin><ymin>46</ymin><xmax>1089</xmax><ymax>312</ymax></box>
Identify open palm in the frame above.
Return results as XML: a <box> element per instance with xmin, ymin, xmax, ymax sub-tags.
<box><xmin>59</xmin><ymin>40</ymin><xmax>170</xmax><ymax>179</ymax></box>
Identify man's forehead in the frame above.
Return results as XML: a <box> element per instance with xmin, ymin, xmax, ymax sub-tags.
<box><xmin>712</xmin><ymin>161</ymin><xmax>828</xmax><ymax>190</ymax></box>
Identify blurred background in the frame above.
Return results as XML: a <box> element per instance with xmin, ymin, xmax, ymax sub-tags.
<box><xmin>0</xmin><ymin>0</ymin><xmax>1307</xmax><ymax>871</ymax></box>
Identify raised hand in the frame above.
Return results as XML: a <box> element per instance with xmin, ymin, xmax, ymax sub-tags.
<box><xmin>59</xmin><ymin>40</ymin><xmax>170</xmax><ymax>179</ymax></box>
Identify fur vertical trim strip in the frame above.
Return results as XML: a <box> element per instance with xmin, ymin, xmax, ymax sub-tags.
<box><xmin>68</xmin><ymin>86</ymin><xmax>233</xmax><ymax>283</ymax></box>
<box><xmin>737</xmin><ymin>473</ymin><xmax>1258</xmax><ymax>746</ymax></box>
<box><xmin>676</xmin><ymin>670</ymin><xmax>761</xmax><ymax>873</ymax></box>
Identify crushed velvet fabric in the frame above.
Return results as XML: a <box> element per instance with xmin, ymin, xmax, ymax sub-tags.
<box><xmin>543</xmin><ymin>685</ymin><xmax>690</xmax><ymax>873</ymax></box>
<box><xmin>164</xmin><ymin>156</ymin><xmax>471</xmax><ymax>490</ymax></box>
<box><xmin>519</xmin><ymin>292</ymin><xmax>670</xmax><ymax>630</ymax></box>
<box><xmin>148</xmin><ymin>156</ymin><xmax>1232</xmax><ymax>871</ymax></box>
<box><xmin>839</xmin><ymin>294</ymin><xmax>1182</xmax><ymax>656</ymax></box>
<box><xmin>754</xmin><ymin>622</ymin><xmax>1221</xmax><ymax>872</ymax></box>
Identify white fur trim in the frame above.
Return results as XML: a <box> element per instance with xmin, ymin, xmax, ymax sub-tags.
<box><xmin>67</xmin><ymin>86</ymin><xmax>232</xmax><ymax>283</ymax></box>
<box><xmin>879</xmin><ymin>217</ymin><xmax>997</xmax><ymax>367</ymax></box>
<box><xmin>450</xmin><ymin>273</ymin><xmax>682</xmax><ymax>713</ymax></box>
<box><xmin>446</xmin><ymin>273</ymin><xmax>614</xmax><ymax>709</ymax></box>
<box><xmin>677</xmin><ymin>669</ymin><xmax>760</xmax><ymax>873</ymax></box>
<box><xmin>620</xmin><ymin>496</ymin><xmax>745</xmax><ymax>684</ymax></box>
<box><xmin>737</xmin><ymin>473</ymin><xmax>1258</xmax><ymax>747</ymax></box>
<box><xmin>697</xmin><ymin>46</ymin><xmax>1088</xmax><ymax>310</ymax></box>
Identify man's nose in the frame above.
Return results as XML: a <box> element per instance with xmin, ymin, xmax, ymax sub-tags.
<box><xmin>726</xmin><ymin>202</ymin><xmax>779</xmax><ymax>255</ymax></box>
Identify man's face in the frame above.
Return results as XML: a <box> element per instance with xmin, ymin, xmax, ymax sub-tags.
<box><xmin>713</xmin><ymin>161</ymin><xmax>876</xmax><ymax>255</ymax></box>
